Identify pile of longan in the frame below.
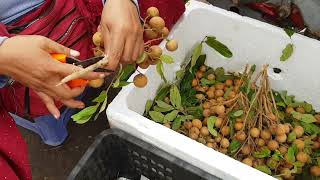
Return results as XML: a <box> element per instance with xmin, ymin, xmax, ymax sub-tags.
<box><xmin>91</xmin><ymin>7</ymin><xmax>179</xmax><ymax>89</ymax></box>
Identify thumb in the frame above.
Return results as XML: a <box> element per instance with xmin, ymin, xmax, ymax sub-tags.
<box><xmin>41</xmin><ymin>37</ymin><xmax>80</xmax><ymax>57</ymax></box>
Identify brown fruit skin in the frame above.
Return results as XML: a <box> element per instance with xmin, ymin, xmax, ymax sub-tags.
<box><xmin>260</xmin><ymin>130</ymin><xmax>271</xmax><ymax>140</ymax></box>
<box><xmin>310</xmin><ymin>166</ymin><xmax>320</xmax><ymax>177</ymax></box>
<box><xmin>93</xmin><ymin>47</ymin><xmax>104</xmax><ymax>57</ymax></box>
<box><xmin>215</xmin><ymin>83</ymin><xmax>225</xmax><ymax>90</ymax></box>
<box><xmin>200</xmin><ymin>127</ymin><xmax>210</xmax><ymax>136</ymax></box>
<box><xmin>221</xmin><ymin>126</ymin><xmax>230</xmax><ymax>136</ymax></box>
<box><xmin>149</xmin><ymin>16</ymin><xmax>165</xmax><ymax>30</ymax></box>
<box><xmin>276</xmin><ymin>124</ymin><xmax>286</xmax><ymax>136</ymax></box>
<box><xmin>220</xmin><ymin>138</ymin><xmax>230</xmax><ymax>148</ymax></box>
<box><xmin>215</xmin><ymin>136</ymin><xmax>222</xmax><ymax>143</ymax></box>
<box><xmin>268</xmin><ymin>140</ymin><xmax>279</xmax><ymax>151</ymax></box>
<box><xmin>89</xmin><ymin>79</ymin><xmax>104</xmax><ymax>88</ymax></box>
<box><xmin>313</xmin><ymin>142</ymin><xmax>320</xmax><ymax>149</ymax></box>
<box><xmin>206</xmin><ymin>90</ymin><xmax>215</xmax><ymax>99</ymax></box>
<box><xmin>236</xmin><ymin>131</ymin><xmax>247</xmax><ymax>141</ymax></box>
<box><xmin>216</xmin><ymin>97</ymin><xmax>225</xmax><ymax>103</ymax></box>
<box><xmin>202</xmin><ymin>118</ymin><xmax>208</xmax><ymax>126</ymax></box>
<box><xmin>256</xmin><ymin>138</ymin><xmax>266</xmax><ymax>147</ymax></box>
<box><xmin>184</xmin><ymin>121</ymin><xmax>192</xmax><ymax>130</ymax></box>
<box><xmin>147</xmin><ymin>7</ymin><xmax>159</xmax><ymax>17</ymax></box>
<box><xmin>215</xmin><ymin>118</ymin><xmax>223</xmax><ymax>128</ymax></box>
<box><xmin>145</xmin><ymin>29</ymin><xmax>159</xmax><ymax>39</ymax></box>
<box><xmin>242</xmin><ymin>158</ymin><xmax>253</xmax><ymax>167</ymax></box>
<box><xmin>161</xmin><ymin>27</ymin><xmax>169</xmax><ymax>37</ymax></box>
<box><xmin>279</xmin><ymin>146</ymin><xmax>288</xmax><ymax>154</ymax></box>
<box><xmin>215</xmin><ymin>105</ymin><xmax>226</xmax><ymax>115</ymax></box>
<box><xmin>283</xmin><ymin>123</ymin><xmax>291</xmax><ymax>134</ymax></box>
<box><xmin>149</xmin><ymin>45</ymin><xmax>162</xmax><ymax>59</ymax></box>
<box><xmin>189</xmin><ymin>127</ymin><xmax>200</xmax><ymax>135</ymax></box>
<box><xmin>198</xmin><ymin>137</ymin><xmax>206</xmax><ymax>144</ymax></box>
<box><xmin>267</xmin><ymin>113</ymin><xmax>278</xmax><ymax>121</ymax></box>
<box><xmin>286</xmin><ymin>107</ymin><xmax>295</xmax><ymax>114</ymax></box>
<box><xmin>206</xmin><ymin>142</ymin><xmax>214</xmax><ymax>148</ymax></box>
<box><xmin>276</xmin><ymin>134</ymin><xmax>287</xmax><ymax>143</ymax></box>
<box><xmin>241</xmin><ymin>145</ymin><xmax>251</xmax><ymax>155</ymax></box>
<box><xmin>250</xmin><ymin>128</ymin><xmax>260</xmax><ymax>138</ymax></box>
<box><xmin>228</xmin><ymin>91</ymin><xmax>236</xmax><ymax>99</ymax></box>
<box><xmin>293</xmin><ymin>126</ymin><xmax>304</xmax><ymax>138</ymax></box>
<box><xmin>189</xmin><ymin>132</ymin><xmax>199</xmax><ymax>140</ymax></box>
<box><xmin>92</xmin><ymin>31</ymin><xmax>103</xmax><ymax>47</ymax></box>
<box><xmin>192</xmin><ymin>79</ymin><xmax>198</xmax><ymax>87</ymax></box>
<box><xmin>192</xmin><ymin>119</ymin><xmax>203</xmax><ymax>129</ymax></box>
<box><xmin>133</xmin><ymin>74</ymin><xmax>148</xmax><ymax>88</ymax></box>
<box><xmin>202</xmin><ymin>102</ymin><xmax>211</xmax><ymax>109</ymax></box>
<box><xmin>281</xmin><ymin>168</ymin><xmax>292</xmax><ymax>179</ymax></box>
<box><xmin>296</xmin><ymin>152</ymin><xmax>309</xmax><ymax>163</ymax></box>
<box><xmin>163</xmin><ymin>123</ymin><xmax>171</xmax><ymax>128</ymax></box>
<box><xmin>196</xmin><ymin>71</ymin><xmax>203</xmax><ymax>79</ymax></box>
<box><xmin>296</xmin><ymin>107</ymin><xmax>305</xmax><ymax>114</ymax></box>
<box><xmin>293</xmin><ymin>139</ymin><xmax>305</xmax><ymax>150</ymax></box>
<box><xmin>207</xmin><ymin>74</ymin><xmax>215</xmax><ymax>80</ymax></box>
<box><xmin>166</xmin><ymin>40</ymin><xmax>178</xmax><ymax>51</ymax></box>
<box><xmin>199</xmin><ymin>65</ymin><xmax>206</xmax><ymax>72</ymax></box>
<box><xmin>234</xmin><ymin>122</ymin><xmax>244</xmax><ymax>131</ymax></box>
<box><xmin>203</xmin><ymin>109</ymin><xmax>211</xmax><ymax>117</ymax></box>
<box><xmin>138</xmin><ymin>60</ymin><xmax>150</xmax><ymax>69</ymax></box>
<box><xmin>225</xmin><ymin>79</ymin><xmax>233</xmax><ymax>86</ymax></box>
<box><xmin>195</xmin><ymin>94</ymin><xmax>205</xmax><ymax>101</ymax></box>
<box><xmin>215</xmin><ymin>90</ymin><xmax>224</xmax><ymax>98</ymax></box>
<box><xmin>315</xmin><ymin>114</ymin><xmax>320</xmax><ymax>124</ymax></box>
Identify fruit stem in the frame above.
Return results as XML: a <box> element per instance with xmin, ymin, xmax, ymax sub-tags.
<box><xmin>144</xmin><ymin>37</ymin><xmax>165</xmax><ymax>45</ymax></box>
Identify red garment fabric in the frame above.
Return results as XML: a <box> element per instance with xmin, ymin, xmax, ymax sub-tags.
<box><xmin>0</xmin><ymin>0</ymin><xmax>185</xmax><ymax>179</ymax></box>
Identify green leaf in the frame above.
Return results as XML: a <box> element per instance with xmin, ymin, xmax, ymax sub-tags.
<box><xmin>93</xmin><ymin>91</ymin><xmax>107</xmax><ymax>103</ymax></box>
<box><xmin>72</xmin><ymin>105</ymin><xmax>98</xmax><ymax>124</ymax></box>
<box><xmin>145</xmin><ymin>100</ymin><xmax>153</xmax><ymax>114</ymax></box>
<box><xmin>292</xmin><ymin>112</ymin><xmax>316</xmax><ymax>123</ymax></box>
<box><xmin>160</xmin><ymin>54</ymin><xmax>174</xmax><ymax>64</ymax></box>
<box><xmin>205</xmin><ymin>36</ymin><xmax>232</xmax><ymax>58</ymax></box>
<box><xmin>284</xmin><ymin>28</ymin><xmax>295</xmax><ymax>38</ymax></box>
<box><xmin>185</xmin><ymin>106</ymin><xmax>203</xmax><ymax>118</ymax></box>
<box><xmin>153</xmin><ymin>105</ymin><xmax>174</xmax><ymax>113</ymax></box>
<box><xmin>155</xmin><ymin>85</ymin><xmax>171</xmax><ymax>101</ymax></box>
<box><xmin>136</xmin><ymin>52</ymin><xmax>147</xmax><ymax>64</ymax></box>
<box><xmin>229</xmin><ymin>140</ymin><xmax>241</xmax><ymax>154</ymax></box>
<box><xmin>272</xmin><ymin>150</ymin><xmax>284</xmax><ymax>161</ymax></box>
<box><xmin>232</xmin><ymin>110</ymin><xmax>243</xmax><ymax>118</ymax></box>
<box><xmin>184</xmin><ymin>115</ymin><xmax>194</xmax><ymax>120</ymax></box>
<box><xmin>214</xmin><ymin>67</ymin><xmax>225</xmax><ymax>77</ymax></box>
<box><xmin>113</xmin><ymin>69</ymin><xmax>124</xmax><ymax>88</ymax></box>
<box><xmin>254</xmin><ymin>148</ymin><xmax>271</xmax><ymax>158</ymax></box>
<box><xmin>207</xmin><ymin>116</ymin><xmax>218</xmax><ymax>136</ymax></box>
<box><xmin>200</xmin><ymin>78</ymin><xmax>215</xmax><ymax>86</ymax></box>
<box><xmin>224</xmin><ymin>87</ymin><xmax>233</xmax><ymax>99</ymax></box>
<box><xmin>288</xmin><ymin>144</ymin><xmax>298</xmax><ymax>163</ymax></box>
<box><xmin>120</xmin><ymin>64</ymin><xmax>136</xmax><ymax>81</ymax></box>
<box><xmin>170</xmin><ymin>85</ymin><xmax>182</xmax><ymax>109</ymax></box>
<box><xmin>280</xmin><ymin>43</ymin><xmax>294</xmax><ymax>62</ymax></box>
<box><xmin>287</xmin><ymin>132</ymin><xmax>297</xmax><ymax>142</ymax></box>
<box><xmin>190</xmin><ymin>42</ymin><xmax>203</xmax><ymax>72</ymax></box>
<box><xmin>156</xmin><ymin>62</ymin><xmax>167</xmax><ymax>83</ymax></box>
<box><xmin>172</xmin><ymin>116</ymin><xmax>182</xmax><ymax>130</ymax></box>
<box><xmin>149</xmin><ymin>111</ymin><xmax>165</xmax><ymax>123</ymax></box>
<box><xmin>176</xmin><ymin>70</ymin><xmax>185</xmax><ymax>80</ymax></box>
<box><xmin>117</xmin><ymin>81</ymin><xmax>132</xmax><ymax>88</ymax></box>
<box><xmin>276</xmin><ymin>102</ymin><xmax>286</xmax><ymax>108</ymax></box>
<box><xmin>156</xmin><ymin>100</ymin><xmax>173</xmax><ymax>109</ymax></box>
<box><xmin>301</xmin><ymin>122</ymin><xmax>320</xmax><ymax>135</ymax></box>
<box><xmin>303</xmin><ymin>103</ymin><xmax>313</xmax><ymax>113</ymax></box>
<box><xmin>256</xmin><ymin>166</ymin><xmax>272</xmax><ymax>175</ymax></box>
<box><xmin>164</xmin><ymin>110</ymin><xmax>179</xmax><ymax>123</ymax></box>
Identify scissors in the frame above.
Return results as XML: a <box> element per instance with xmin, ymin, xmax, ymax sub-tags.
<box><xmin>51</xmin><ymin>53</ymin><xmax>114</xmax><ymax>88</ymax></box>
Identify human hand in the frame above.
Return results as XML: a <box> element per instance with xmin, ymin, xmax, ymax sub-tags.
<box><xmin>0</xmin><ymin>35</ymin><xmax>104</xmax><ymax>118</ymax></box>
<box><xmin>100</xmin><ymin>0</ymin><xmax>144</xmax><ymax>70</ymax></box>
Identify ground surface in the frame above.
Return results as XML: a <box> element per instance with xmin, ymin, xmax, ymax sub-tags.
<box><xmin>19</xmin><ymin>77</ymin><xmax>119</xmax><ymax>180</ymax></box>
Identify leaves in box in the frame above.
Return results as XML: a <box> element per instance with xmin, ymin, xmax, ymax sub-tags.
<box><xmin>280</xmin><ymin>43</ymin><xmax>294</xmax><ymax>62</ymax></box>
<box><xmin>229</xmin><ymin>140</ymin><xmax>241</xmax><ymax>154</ymax></box>
<box><xmin>200</xmin><ymin>78</ymin><xmax>215</xmax><ymax>86</ymax></box>
<box><xmin>145</xmin><ymin>100</ymin><xmax>153</xmax><ymax>114</ymax></box>
<box><xmin>231</xmin><ymin>110</ymin><xmax>243</xmax><ymax>118</ymax></box>
<box><xmin>301</xmin><ymin>122</ymin><xmax>320</xmax><ymax>135</ymax></box>
<box><xmin>192</xmin><ymin>55</ymin><xmax>206</xmax><ymax>74</ymax></box>
<box><xmin>170</xmin><ymin>85</ymin><xmax>182</xmax><ymax>109</ymax></box>
<box><xmin>287</xmin><ymin>144</ymin><xmax>298</xmax><ymax>163</ymax></box>
<box><xmin>207</xmin><ymin>116</ymin><xmax>218</xmax><ymax>136</ymax></box>
<box><xmin>149</xmin><ymin>111</ymin><xmax>165</xmax><ymax>123</ymax></box>
<box><xmin>190</xmin><ymin>42</ymin><xmax>203</xmax><ymax>72</ymax></box>
<box><xmin>153</xmin><ymin>106</ymin><xmax>174</xmax><ymax>113</ymax></box>
<box><xmin>164</xmin><ymin>110</ymin><xmax>179</xmax><ymax>123</ymax></box>
<box><xmin>224</xmin><ymin>87</ymin><xmax>233</xmax><ymax>99</ymax></box>
<box><xmin>136</xmin><ymin>52</ymin><xmax>147</xmax><ymax>64</ymax></box>
<box><xmin>160</xmin><ymin>54</ymin><xmax>174</xmax><ymax>64</ymax></box>
<box><xmin>156</xmin><ymin>100</ymin><xmax>173</xmax><ymax>110</ymax></box>
<box><xmin>254</xmin><ymin>147</ymin><xmax>271</xmax><ymax>158</ymax></box>
<box><xmin>287</xmin><ymin>132</ymin><xmax>297</xmax><ymax>142</ymax></box>
<box><xmin>172</xmin><ymin>116</ymin><xmax>182</xmax><ymax>130</ymax></box>
<box><xmin>156</xmin><ymin>62</ymin><xmax>167</xmax><ymax>83</ymax></box>
<box><xmin>155</xmin><ymin>84</ymin><xmax>171</xmax><ymax>101</ymax></box>
<box><xmin>256</xmin><ymin>166</ymin><xmax>272</xmax><ymax>175</ymax></box>
<box><xmin>185</xmin><ymin>106</ymin><xmax>203</xmax><ymax>119</ymax></box>
<box><xmin>205</xmin><ymin>36</ymin><xmax>233</xmax><ymax>58</ymax></box>
<box><xmin>284</xmin><ymin>27</ymin><xmax>295</xmax><ymax>38</ymax></box>
<box><xmin>272</xmin><ymin>150</ymin><xmax>284</xmax><ymax>161</ymax></box>
<box><xmin>292</xmin><ymin>112</ymin><xmax>316</xmax><ymax>124</ymax></box>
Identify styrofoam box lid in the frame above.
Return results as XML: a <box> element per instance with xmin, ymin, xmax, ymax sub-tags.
<box><xmin>107</xmin><ymin>1</ymin><xmax>320</xmax><ymax>179</ymax></box>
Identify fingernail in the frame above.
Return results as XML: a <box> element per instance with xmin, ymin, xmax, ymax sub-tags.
<box><xmin>54</xmin><ymin>114</ymin><xmax>60</xmax><ymax>119</ymax></box>
<box><xmin>79</xmin><ymin>104</ymin><xmax>85</xmax><ymax>109</ymax></box>
<box><xmin>70</xmin><ymin>49</ymin><xmax>80</xmax><ymax>57</ymax></box>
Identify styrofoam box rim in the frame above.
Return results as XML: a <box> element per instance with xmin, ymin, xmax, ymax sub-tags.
<box><xmin>107</xmin><ymin>1</ymin><xmax>320</xmax><ymax>180</ymax></box>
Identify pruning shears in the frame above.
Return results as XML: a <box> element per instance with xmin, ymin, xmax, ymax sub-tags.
<box><xmin>51</xmin><ymin>53</ymin><xmax>113</xmax><ymax>88</ymax></box>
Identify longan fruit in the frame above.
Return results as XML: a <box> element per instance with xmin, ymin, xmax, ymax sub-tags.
<box><xmin>203</xmin><ymin>86</ymin><xmax>209</xmax><ymax>91</ymax></box>
<box><xmin>192</xmin><ymin>119</ymin><xmax>202</xmax><ymax>129</ymax></box>
<box><xmin>203</xmin><ymin>109</ymin><xmax>211</xmax><ymax>117</ymax></box>
<box><xmin>161</xmin><ymin>27</ymin><xmax>169</xmax><ymax>37</ymax></box>
<box><xmin>215</xmin><ymin>105</ymin><xmax>225</xmax><ymax>115</ymax></box>
<box><xmin>215</xmin><ymin>136</ymin><xmax>222</xmax><ymax>143</ymax></box>
<box><xmin>276</xmin><ymin>124</ymin><xmax>286</xmax><ymax>136</ymax></box>
<box><xmin>220</xmin><ymin>138</ymin><xmax>230</xmax><ymax>148</ymax></box>
<box><xmin>280</xmin><ymin>168</ymin><xmax>292</xmax><ymax>179</ymax></box>
<box><xmin>149</xmin><ymin>16</ymin><xmax>165</xmax><ymax>30</ymax></box>
<box><xmin>267</xmin><ymin>113</ymin><xmax>278</xmax><ymax>121</ymax></box>
<box><xmin>236</xmin><ymin>118</ymin><xmax>243</xmax><ymax>123</ymax></box>
<box><xmin>283</xmin><ymin>123</ymin><xmax>291</xmax><ymax>134</ymax></box>
<box><xmin>133</xmin><ymin>74</ymin><xmax>148</xmax><ymax>88</ymax></box>
<box><xmin>221</xmin><ymin>126</ymin><xmax>230</xmax><ymax>136</ymax></box>
<box><xmin>293</xmin><ymin>139</ymin><xmax>305</xmax><ymax>150</ymax></box>
<box><xmin>241</xmin><ymin>145</ymin><xmax>251</xmax><ymax>155</ymax></box>
<box><xmin>148</xmin><ymin>58</ymin><xmax>160</xmax><ymax>65</ymax></box>
<box><xmin>184</xmin><ymin>121</ymin><xmax>192</xmax><ymax>130</ymax></box>
<box><xmin>198</xmin><ymin>137</ymin><xmax>206</xmax><ymax>144</ymax></box>
<box><xmin>216</xmin><ymin>97</ymin><xmax>225</xmax><ymax>103</ymax></box>
<box><xmin>268</xmin><ymin>140</ymin><xmax>279</xmax><ymax>151</ymax></box>
<box><xmin>192</xmin><ymin>79</ymin><xmax>198</xmax><ymax>87</ymax></box>
<box><xmin>189</xmin><ymin>132</ymin><xmax>199</xmax><ymax>140</ymax></box>
<box><xmin>166</xmin><ymin>40</ymin><xmax>178</xmax><ymax>51</ymax></box>
<box><xmin>195</xmin><ymin>86</ymin><xmax>205</xmax><ymax>92</ymax></box>
<box><xmin>315</xmin><ymin>114</ymin><xmax>320</xmax><ymax>123</ymax></box>
<box><xmin>276</xmin><ymin>134</ymin><xmax>287</xmax><ymax>143</ymax></box>
<box><xmin>138</xmin><ymin>60</ymin><xmax>150</xmax><ymax>69</ymax></box>
<box><xmin>234</xmin><ymin>122</ymin><xmax>244</xmax><ymax>131</ymax></box>
<box><xmin>202</xmin><ymin>102</ymin><xmax>211</xmax><ymax>109</ymax></box>
<box><xmin>206</xmin><ymin>136</ymin><xmax>215</xmax><ymax>143</ymax></box>
<box><xmin>200</xmin><ymin>65</ymin><xmax>207</xmax><ymax>72</ymax></box>
<box><xmin>207</xmin><ymin>74</ymin><xmax>215</xmax><ymax>80</ymax></box>
<box><xmin>261</xmin><ymin>130</ymin><xmax>272</xmax><ymax>140</ymax></box>
<box><xmin>293</xmin><ymin>126</ymin><xmax>304</xmax><ymax>138</ymax></box>
<box><xmin>242</xmin><ymin>158</ymin><xmax>253</xmax><ymax>167</ymax></box>
<box><xmin>296</xmin><ymin>152</ymin><xmax>309</xmax><ymax>163</ymax></box>
<box><xmin>310</xmin><ymin>166</ymin><xmax>320</xmax><ymax>177</ymax></box>
<box><xmin>145</xmin><ymin>29</ymin><xmax>159</xmax><ymax>39</ymax></box>
<box><xmin>200</xmin><ymin>127</ymin><xmax>210</xmax><ymax>136</ymax></box>
<box><xmin>195</xmin><ymin>94</ymin><xmax>205</xmax><ymax>100</ymax></box>
<box><xmin>147</xmin><ymin>7</ymin><xmax>159</xmax><ymax>17</ymax></box>
<box><xmin>215</xmin><ymin>118</ymin><xmax>223</xmax><ymax>128</ymax></box>
<box><xmin>219</xmin><ymin>148</ymin><xmax>228</xmax><ymax>154</ymax></box>
<box><xmin>250</xmin><ymin>128</ymin><xmax>260</xmax><ymax>138</ymax></box>
<box><xmin>163</xmin><ymin>122</ymin><xmax>171</xmax><ymax>128</ymax></box>
<box><xmin>234</xmin><ymin>79</ymin><xmax>243</xmax><ymax>86</ymax></box>
<box><xmin>313</xmin><ymin>141</ymin><xmax>320</xmax><ymax>149</ymax></box>
<box><xmin>215</xmin><ymin>83</ymin><xmax>225</xmax><ymax>90</ymax></box>
<box><xmin>207</xmin><ymin>142</ymin><xmax>214</xmax><ymax>148</ymax></box>
<box><xmin>93</xmin><ymin>47</ymin><xmax>104</xmax><ymax>57</ymax></box>
<box><xmin>92</xmin><ymin>31</ymin><xmax>103</xmax><ymax>47</ymax></box>
<box><xmin>256</xmin><ymin>138</ymin><xmax>266</xmax><ymax>147</ymax></box>
<box><xmin>207</xmin><ymin>90</ymin><xmax>215</xmax><ymax>99</ymax></box>
<box><xmin>236</xmin><ymin>131</ymin><xmax>247</xmax><ymax>141</ymax></box>
<box><xmin>89</xmin><ymin>79</ymin><xmax>104</xmax><ymax>88</ymax></box>
<box><xmin>223</xmin><ymin>86</ymin><xmax>228</xmax><ymax>92</ymax></box>
<box><xmin>270</xmin><ymin>124</ymin><xmax>277</xmax><ymax>135</ymax></box>
<box><xmin>279</xmin><ymin>146</ymin><xmax>288</xmax><ymax>154</ymax></box>
<box><xmin>225</xmin><ymin>79</ymin><xmax>233</xmax><ymax>86</ymax></box>
<box><xmin>215</xmin><ymin>89</ymin><xmax>224</xmax><ymax>98</ymax></box>
<box><xmin>196</xmin><ymin>71</ymin><xmax>203</xmax><ymax>79</ymax></box>
<box><xmin>190</xmin><ymin>127</ymin><xmax>200</xmax><ymax>135</ymax></box>
<box><xmin>202</xmin><ymin>118</ymin><xmax>208</xmax><ymax>126</ymax></box>
<box><xmin>228</xmin><ymin>91</ymin><xmax>236</xmax><ymax>99</ymax></box>
<box><xmin>286</xmin><ymin>107</ymin><xmax>295</xmax><ymax>114</ymax></box>
<box><xmin>149</xmin><ymin>45</ymin><xmax>162</xmax><ymax>59</ymax></box>
<box><xmin>296</xmin><ymin>107</ymin><xmax>305</xmax><ymax>114</ymax></box>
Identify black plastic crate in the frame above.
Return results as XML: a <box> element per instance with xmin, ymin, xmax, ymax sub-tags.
<box><xmin>67</xmin><ymin>129</ymin><xmax>220</xmax><ymax>180</ymax></box>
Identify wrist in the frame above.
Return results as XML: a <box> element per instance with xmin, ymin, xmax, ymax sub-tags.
<box><xmin>0</xmin><ymin>37</ymin><xmax>10</xmax><ymax>75</ymax></box>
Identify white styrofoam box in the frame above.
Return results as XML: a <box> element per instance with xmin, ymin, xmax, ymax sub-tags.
<box><xmin>107</xmin><ymin>1</ymin><xmax>320</xmax><ymax>179</ymax></box>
